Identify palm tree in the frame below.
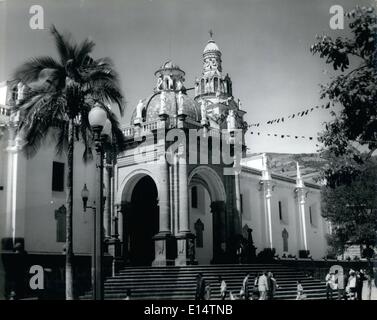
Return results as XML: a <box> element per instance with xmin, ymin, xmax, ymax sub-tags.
<box><xmin>13</xmin><ymin>25</ymin><xmax>125</xmax><ymax>300</ymax></box>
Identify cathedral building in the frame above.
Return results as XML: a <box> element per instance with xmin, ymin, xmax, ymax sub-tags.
<box><xmin>0</xmin><ymin>37</ymin><xmax>330</xmax><ymax>271</ymax></box>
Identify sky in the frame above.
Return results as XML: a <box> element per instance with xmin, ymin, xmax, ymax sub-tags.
<box><xmin>0</xmin><ymin>0</ymin><xmax>374</xmax><ymax>154</ymax></box>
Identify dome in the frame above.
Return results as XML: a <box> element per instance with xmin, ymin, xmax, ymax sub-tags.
<box><xmin>203</xmin><ymin>40</ymin><xmax>220</xmax><ymax>54</ymax></box>
<box><xmin>130</xmin><ymin>91</ymin><xmax>201</xmax><ymax>124</ymax></box>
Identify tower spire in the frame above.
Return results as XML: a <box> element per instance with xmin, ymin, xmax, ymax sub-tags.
<box><xmin>209</xmin><ymin>29</ymin><xmax>213</xmax><ymax>39</ymax></box>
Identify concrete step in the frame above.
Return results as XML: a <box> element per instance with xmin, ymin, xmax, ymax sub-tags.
<box><xmin>81</xmin><ymin>263</ymin><xmax>327</xmax><ymax>300</ymax></box>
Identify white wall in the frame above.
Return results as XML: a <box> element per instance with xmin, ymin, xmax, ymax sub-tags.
<box><xmin>240</xmin><ymin>168</ymin><xmax>329</xmax><ymax>259</ymax></box>
<box><xmin>17</xmin><ymin>136</ymin><xmax>95</xmax><ymax>254</ymax></box>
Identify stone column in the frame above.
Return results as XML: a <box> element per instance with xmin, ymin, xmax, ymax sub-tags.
<box><xmin>158</xmin><ymin>156</ymin><xmax>170</xmax><ymax>233</ymax></box>
<box><xmin>295</xmin><ymin>162</ymin><xmax>309</xmax><ymax>255</ymax></box>
<box><xmin>175</xmin><ymin>147</ymin><xmax>195</xmax><ymax>265</ymax></box>
<box><xmin>103</xmin><ymin>157</ymin><xmax>112</xmax><ymax>239</ymax></box>
<box><xmin>295</xmin><ymin>187</ymin><xmax>308</xmax><ymax>252</ymax></box>
<box><xmin>260</xmin><ymin>180</ymin><xmax>274</xmax><ymax>250</ymax></box>
<box><xmin>178</xmin><ymin>151</ymin><xmax>189</xmax><ymax>233</ymax></box>
<box><xmin>106</xmin><ymin>203</ymin><xmax>124</xmax><ymax>274</ymax></box>
<box><xmin>152</xmin><ymin>155</ymin><xmax>173</xmax><ymax>266</ymax></box>
<box><xmin>173</xmin><ymin>154</ymin><xmax>179</xmax><ymax>235</ymax></box>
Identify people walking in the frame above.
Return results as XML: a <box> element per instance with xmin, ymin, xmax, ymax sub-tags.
<box><xmin>124</xmin><ymin>288</ymin><xmax>131</xmax><ymax>300</ymax></box>
<box><xmin>252</xmin><ymin>273</ymin><xmax>260</xmax><ymax>300</ymax></box>
<box><xmin>219</xmin><ymin>276</ymin><xmax>227</xmax><ymax>300</ymax></box>
<box><xmin>356</xmin><ymin>269</ymin><xmax>366</xmax><ymax>300</ymax></box>
<box><xmin>240</xmin><ymin>273</ymin><xmax>250</xmax><ymax>300</ymax></box>
<box><xmin>258</xmin><ymin>271</ymin><xmax>269</xmax><ymax>300</ymax></box>
<box><xmin>346</xmin><ymin>270</ymin><xmax>357</xmax><ymax>300</ymax></box>
<box><xmin>195</xmin><ymin>273</ymin><xmax>206</xmax><ymax>300</ymax></box>
<box><xmin>325</xmin><ymin>270</ymin><xmax>336</xmax><ymax>299</ymax></box>
<box><xmin>205</xmin><ymin>283</ymin><xmax>211</xmax><ymax>300</ymax></box>
<box><xmin>267</xmin><ymin>272</ymin><xmax>279</xmax><ymax>300</ymax></box>
<box><xmin>296</xmin><ymin>280</ymin><xmax>306</xmax><ymax>300</ymax></box>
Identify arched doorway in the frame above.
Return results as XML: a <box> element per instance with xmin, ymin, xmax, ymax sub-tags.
<box><xmin>189</xmin><ymin>184</ymin><xmax>213</xmax><ymax>264</ymax></box>
<box><xmin>127</xmin><ymin>176</ymin><xmax>159</xmax><ymax>266</ymax></box>
<box><xmin>188</xmin><ymin>166</ymin><xmax>227</xmax><ymax>264</ymax></box>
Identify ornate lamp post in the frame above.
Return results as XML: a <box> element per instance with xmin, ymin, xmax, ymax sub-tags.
<box><xmin>87</xmin><ymin>105</ymin><xmax>111</xmax><ymax>300</ymax></box>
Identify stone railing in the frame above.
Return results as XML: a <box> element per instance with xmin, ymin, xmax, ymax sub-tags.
<box><xmin>121</xmin><ymin>117</ymin><xmax>223</xmax><ymax>140</ymax></box>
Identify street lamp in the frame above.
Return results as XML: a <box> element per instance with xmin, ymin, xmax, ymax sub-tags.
<box><xmin>88</xmin><ymin>105</ymin><xmax>111</xmax><ymax>300</ymax></box>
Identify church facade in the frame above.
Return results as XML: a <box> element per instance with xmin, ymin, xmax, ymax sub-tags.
<box><xmin>0</xmin><ymin>37</ymin><xmax>330</xmax><ymax>269</ymax></box>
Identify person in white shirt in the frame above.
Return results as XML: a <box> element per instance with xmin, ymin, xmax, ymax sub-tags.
<box><xmin>296</xmin><ymin>281</ymin><xmax>306</xmax><ymax>300</ymax></box>
<box><xmin>325</xmin><ymin>271</ymin><xmax>336</xmax><ymax>299</ymax></box>
<box><xmin>346</xmin><ymin>271</ymin><xmax>357</xmax><ymax>299</ymax></box>
<box><xmin>219</xmin><ymin>276</ymin><xmax>227</xmax><ymax>300</ymax></box>
<box><xmin>258</xmin><ymin>271</ymin><xmax>269</xmax><ymax>300</ymax></box>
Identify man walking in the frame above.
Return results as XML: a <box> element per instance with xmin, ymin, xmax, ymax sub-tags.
<box><xmin>195</xmin><ymin>273</ymin><xmax>206</xmax><ymax>300</ymax></box>
<box><xmin>258</xmin><ymin>271</ymin><xmax>269</xmax><ymax>300</ymax></box>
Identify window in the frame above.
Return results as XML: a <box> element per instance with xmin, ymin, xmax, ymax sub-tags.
<box><xmin>52</xmin><ymin>162</ymin><xmax>65</xmax><ymax>192</ymax></box>
<box><xmin>278</xmin><ymin>201</ymin><xmax>283</xmax><ymax>221</ymax></box>
<box><xmin>55</xmin><ymin>205</ymin><xmax>66</xmax><ymax>243</ymax></box>
<box><xmin>191</xmin><ymin>186</ymin><xmax>198</xmax><ymax>208</ymax></box>
<box><xmin>309</xmin><ymin>206</ymin><xmax>313</xmax><ymax>225</ymax></box>
<box><xmin>214</xmin><ymin>77</ymin><xmax>218</xmax><ymax>92</ymax></box>
<box><xmin>240</xmin><ymin>194</ymin><xmax>243</xmax><ymax>214</ymax></box>
<box><xmin>309</xmin><ymin>205</ymin><xmax>318</xmax><ymax>227</ymax></box>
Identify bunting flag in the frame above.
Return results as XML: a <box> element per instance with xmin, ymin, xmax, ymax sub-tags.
<box><xmin>250</xmin><ymin>131</ymin><xmax>315</xmax><ymax>141</ymax></box>
<box><xmin>247</xmin><ymin>102</ymin><xmax>332</xmax><ymax>128</ymax></box>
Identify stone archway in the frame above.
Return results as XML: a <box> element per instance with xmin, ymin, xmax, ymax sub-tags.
<box><xmin>119</xmin><ymin>172</ymin><xmax>160</xmax><ymax>266</ymax></box>
<box><xmin>188</xmin><ymin>166</ymin><xmax>227</xmax><ymax>263</ymax></box>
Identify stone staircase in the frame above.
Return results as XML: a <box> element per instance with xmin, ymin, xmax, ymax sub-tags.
<box><xmin>81</xmin><ymin>263</ymin><xmax>328</xmax><ymax>300</ymax></box>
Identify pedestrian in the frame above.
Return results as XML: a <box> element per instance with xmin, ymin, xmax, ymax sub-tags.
<box><xmin>252</xmin><ymin>273</ymin><xmax>260</xmax><ymax>300</ymax></box>
<box><xmin>195</xmin><ymin>273</ymin><xmax>206</xmax><ymax>300</ymax></box>
<box><xmin>124</xmin><ymin>288</ymin><xmax>131</xmax><ymax>300</ymax></box>
<box><xmin>346</xmin><ymin>270</ymin><xmax>357</xmax><ymax>300</ymax></box>
<box><xmin>356</xmin><ymin>269</ymin><xmax>366</xmax><ymax>300</ymax></box>
<box><xmin>267</xmin><ymin>272</ymin><xmax>279</xmax><ymax>300</ymax></box>
<box><xmin>334</xmin><ymin>270</ymin><xmax>345</xmax><ymax>300</ymax></box>
<box><xmin>258</xmin><ymin>271</ymin><xmax>269</xmax><ymax>300</ymax></box>
<box><xmin>229</xmin><ymin>291</ymin><xmax>237</xmax><ymax>300</ymax></box>
<box><xmin>219</xmin><ymin>276</ymin><xmax>227</xmax><ymax>300</ymax></box>
<box><xmin>325</xmin><ymin>270</ymin><xmax>336</xmax><ymax>299</ymax></box>
<box><xmin>205</xmin><ymin>283</ymin><xmax>211</xmax><ymax>300</ymax></box>
<box><xmin>240</xmin><ymin>273</ymin><xmax>250</xmax><ymax>300</ymax></box>
<box><xmin>296</xmin><ymin>281</ymin><xmax>306</xmax><ymax>300</ymax></box>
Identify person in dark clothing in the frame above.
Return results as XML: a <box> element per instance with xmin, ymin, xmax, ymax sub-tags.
<box><xmin>195</xmin><ymin>273</ymin><xmax>206</xmax><ymax>300</ymax></box>
<box><xmin>356</xmin><ymin>270</ymin><xmax>366</xmax><ymax>300</ymax></box>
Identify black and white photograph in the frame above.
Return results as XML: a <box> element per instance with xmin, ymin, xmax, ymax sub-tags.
<box><xmin>0</xmin><ymin>0</ymin><xmax>376</xmax><ymax>308</ymax></box>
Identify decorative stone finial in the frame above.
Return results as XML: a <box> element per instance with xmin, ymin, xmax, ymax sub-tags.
<box><xmin>296</xmin><ymin>162</ymin><xmax>304</xmax><ymax>188</ymax></box>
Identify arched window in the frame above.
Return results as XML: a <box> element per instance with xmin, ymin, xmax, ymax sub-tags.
<box><xmin>214</xmin><ymin>77</ymin><xmax>218</xmax><ymax>92</ymax></box>
<box><xmin>191</xmin><ymin>186</ymin><xmax>198</xmax><ymax>208</ymax></box>
<box><xmin>201</xmin><ymin>79</ymin><xmax>205</xmax><ymax>93</ymax></box>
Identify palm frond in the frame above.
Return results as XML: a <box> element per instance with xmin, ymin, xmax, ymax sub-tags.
<box><xmin>17</xmin><ymin>93</ymin><xmax>66</xmax><ymax>158</ymax></box>
<box><xmin>50</xmin><ymin>25</ymin><xmax>75</xmax><ymax>64</ymax></box>
<box><xmin>75</xmin><ymin>38</ymin><xmax>96</xmax><ymax>67</ymax></box>
<box><xmin>13</xmin><ymin>56</ymin><xmax>64</xmax><ymax>84</ymax></box>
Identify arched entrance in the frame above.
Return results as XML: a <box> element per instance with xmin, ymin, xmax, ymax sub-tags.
<box><xmin>188</xmin><ymin>166</ymin><xmax>227</xmax><ymax>264</ymax></box>
<box><xmin>127</xmin><ymin>175</ymin><xmax>159</xmax><ymax>266</ymax></box>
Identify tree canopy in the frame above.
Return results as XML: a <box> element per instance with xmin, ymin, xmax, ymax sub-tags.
<box><xmin>311</xmin><ymin>6</ymin><xmax>377</xmax><ymax>253</ymax></box>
